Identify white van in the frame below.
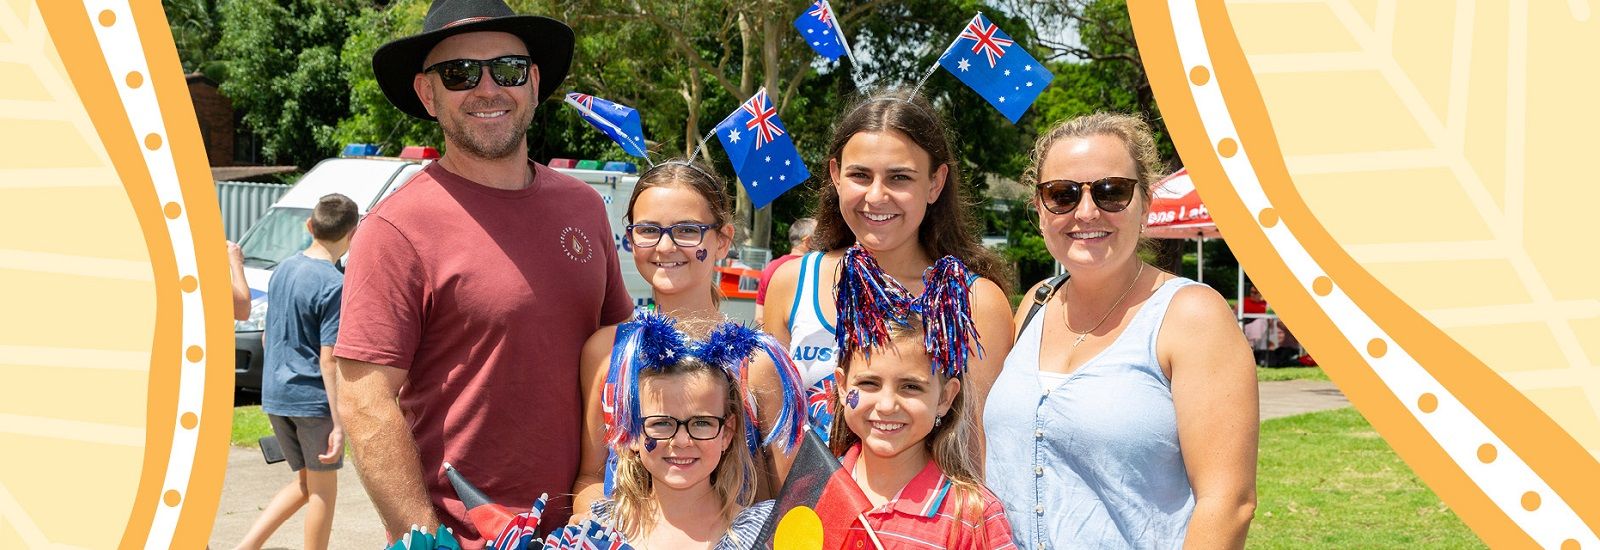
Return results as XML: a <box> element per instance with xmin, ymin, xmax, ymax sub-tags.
<box><xmin>232</xmin><ymin>150</ymin><xmax>672</xmax><ymax>393</ymax></box>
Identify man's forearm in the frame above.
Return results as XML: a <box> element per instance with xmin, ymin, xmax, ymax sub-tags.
<box><xmin>340</xmin><ymin>386</ymin><xmax>438</xmax><ymax>537</ymax></box>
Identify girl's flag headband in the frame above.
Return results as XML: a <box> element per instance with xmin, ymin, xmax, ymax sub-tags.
<box><xmin>605</xmin><ymin>312</ymin><xmax>808</xmax><ymax>455</ymax></box>
<box><xmin>835</xmin><ymin>245</ymin><xmax>984</xmax><ymax>378</ymax></box>
<box><xmin>564</xmin><ymin>92</ymin><xmax>653</xmax><ymax>165</ymax></box>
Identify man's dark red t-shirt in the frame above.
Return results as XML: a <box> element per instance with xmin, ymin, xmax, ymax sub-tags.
<box><xmin>336</xmin><ymin>161</ymin><xmax>632</xmax><ymax>544</ymax></box>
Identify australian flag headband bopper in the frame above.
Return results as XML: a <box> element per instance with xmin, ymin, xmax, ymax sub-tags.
<box><xmin>835</xmin><ymin>245</ymin><xmax>984</xmax><ymax>378</ymax></box>
<box><xmin>606</xmin><ymin>313</ymin><xmax>807</xmax><ymax>456</ymax></box>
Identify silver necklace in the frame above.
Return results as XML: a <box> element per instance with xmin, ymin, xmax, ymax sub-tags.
<box><xmin>1063</xmin><ymin>263</ymin><xmax>1145</xmax><ymax>348</ymax></box>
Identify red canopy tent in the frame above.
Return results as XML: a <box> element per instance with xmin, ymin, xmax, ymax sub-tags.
<box><xmin>1145</xmin><ymin>169</ymin><xmax>1245</xmax><ymax>318</ymax></box>
<box><xmin>1145</xmin><ymin>168</ymin><xmax>1218</xmax><ymax>239</ymax></box>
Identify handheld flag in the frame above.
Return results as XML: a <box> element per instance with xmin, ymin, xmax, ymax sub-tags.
<box><xmin>714</xmin><ymin>88</ymin><xmax>809</xmax><ymax>208</ymax></box>
<box><xmin>793</xmin><ymin>0</ymin><xmax>848</xmax><ymax>60</ymax></box>
<box><xmin>753</xmin><ymin>430</ymin><xmax>875</xmax><ymax>550</ymax></box>
<box><xmin>937</xmin><ymin>13</ymin><xmax>1053</xmax><ymax>123</ymax></box>
<box><xmin>565</xmin><ymin>92</ymin><xmax>649</xmax><ymax>159</ymax></box>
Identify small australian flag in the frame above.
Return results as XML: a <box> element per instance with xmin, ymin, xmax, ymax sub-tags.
<box><xmin>564</xmin><ymin>92</ymin><xmax>649</xmax><ymax>158</ymax></box>
<box><xmin>794</xmin><ymin>0</ymin><xmax>847</xmax><ymax>60</ymax></box>
<box><xmin>714</xmin><ymin>88</ymin><xmax>809</xmax><ymax>208</ymax></box>
<box><xmin>937</xmin><ymin>13</ymin><xmax>1053</xmax><ymax>123</ymax></box>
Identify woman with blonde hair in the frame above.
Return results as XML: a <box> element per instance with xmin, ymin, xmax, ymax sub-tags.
<box><xmin>985</xmin><ymin>113</ymin><xmax>1258</xmax><ymax>548</ymax></box>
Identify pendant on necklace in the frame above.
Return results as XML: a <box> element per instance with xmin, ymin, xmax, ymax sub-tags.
<box><xmin>1072</xmin><ymin>332</ymin><xmax>1089</xmax><ymax>348</ymax></box>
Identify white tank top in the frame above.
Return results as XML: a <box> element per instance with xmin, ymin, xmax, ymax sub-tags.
<box><xmin>787</xmin><ymin>252</ymin><xmax>841</xmax><ymax>437</ymax></box>
<box><xmin>786</xmin><ymin>252</ymin><xmax>840</xmax><ymax>385</ymax></box>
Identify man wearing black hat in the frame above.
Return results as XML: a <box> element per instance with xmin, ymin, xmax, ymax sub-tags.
<box><xmin>333</xmin><ymin>0</ymin><xmax>632</xmax><ymax>545</ymax></box>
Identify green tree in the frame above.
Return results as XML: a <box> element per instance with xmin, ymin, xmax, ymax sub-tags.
<box><xmin>163</xmin><ymin>0</ymin><xmax>223</xmax><ymax>76</ymax></box>
<box><xmin>215</xmin><ymin>0</ymin><xmax>362</xmax><ymax>168</ymax></box>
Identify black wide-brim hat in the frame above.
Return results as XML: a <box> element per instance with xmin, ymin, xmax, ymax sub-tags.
<box><xmin>372</xmin><ymin>0</ymin><xmax>573</xmax><ymax>121</ymax></box>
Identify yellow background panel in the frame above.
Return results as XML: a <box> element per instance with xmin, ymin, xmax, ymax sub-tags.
<box><xmin>1460</xmin><ymin>4</ymin><xmax>1509</xmax><ymax>208</ymax></box>
<box><xmin>0</xmin><ymin>367</ymin><xmax>149</xmax><ymax>426</ymax></box>
<box><xmin>1390</xmin><ymin>2</ymin><xmax>1457</xmax><ymax>125</ymax></box>
<box><xmin>1362</xmin><ymin>259</ymin><xmax>1529</xmax><ymax>311</ymax></box>
<box><xmin>1571</xmin><ymin>316</ymin><xmax>1600</xmax><ymax>367</ymax></box>
<box><xmin>1446</xmin><ymin>323</ymin><xmax>1565</xmax><ymax>374</ymax></box>
<box><xmin>1293</xmin><ymin>168</ymin><xmax>1494</xmax><ymax>244</ymax></box>
<box><xmin>1522</xmin><ymin>388</ymin><xmax>1600</xmax><ymax>453</ymax></box>
<box><xmin>1521</xmin><ymin>7</ymin><xmax>1600</xmax><ymax>303</ymax></box>
<box><xmin>0</xmin><ymin>184</ymin><xmax>151</xmax><ymax>261</ymax></box>
<box><xmin>1345</xmin><ymin>0</ymin><xmax>1379</xmax><ymax>33</ymax></box>
<box><xmin>0</xmin><ymin>434</ymin><xmax>141</xmax><ymax>548</ymax></box>
<box><xmin>0</xmin><ymin>119</ymin><xmax>101</xmax><ymax>169</ymax></box>
<box><xmin>0</xmin><ymin>62</ymin><xmax>49</xmax><ymax>101</ymax></box>
<box><xmin>0</xmin><ymin>522</ymin><xmax>22</xmax><ymax>549</ymax></box>
<box><xmin>1227</xmin><ymin>2</ymin><xmax>1360</xmax><ymax>54</ymax></box>
<box><xmin>0</xmin><ymin>270</ymin><xmax>154</xmax><ymax>350</ymax></box>
<box><xmin>1255</xmin><ymin>70</ymin><xmax>1431</xmax><ymax>156</ymax></box>
<box><xmin>2</xmin><ymin>0</ymin><xmax>31</xmax><ymax>25</ymax></box>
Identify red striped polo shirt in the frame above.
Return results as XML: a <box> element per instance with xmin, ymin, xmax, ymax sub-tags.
<box><xmin>840</xmin><ymin>444</ymin><xmax>1019</xmax><ymax>549</ymax></box>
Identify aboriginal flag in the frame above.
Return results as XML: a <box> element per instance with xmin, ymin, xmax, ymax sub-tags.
<box><xmin>753</xmin><ymin>430</ymin><xmax>873</xmax><ymax>549</ymax></box>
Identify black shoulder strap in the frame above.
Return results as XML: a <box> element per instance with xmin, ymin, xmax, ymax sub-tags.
<box><xmin>1018</xmin><ymin>273</ymin><xmax>1070</xmax><ymax>342</ymax></box>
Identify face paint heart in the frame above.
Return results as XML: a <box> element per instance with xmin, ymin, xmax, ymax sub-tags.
<box><xmin>695</xmin><ymin>249</ymin><xmax>708</xmax><ymax>262</ymax></box>
<box><xmin>644</xmin><ymin>438</ymin><xmax>657</xmax><ymax>452</ymax></box>
<box><xmin>846</xmin><ymin>389</ymin><xmax>860</xmax><ymax>409</ymax></box>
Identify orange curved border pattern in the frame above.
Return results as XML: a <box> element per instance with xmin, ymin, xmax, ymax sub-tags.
<box><xmin>1129</xmin><ymin>0</ymin><xmax>1600</xmax><ymax>547</ymax></box>
<box><xmin>36</xmin><ymin>1</ymin><xmax>233</xmax><ymax>548</ymax></box>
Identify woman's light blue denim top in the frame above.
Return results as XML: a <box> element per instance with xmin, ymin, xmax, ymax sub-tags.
<box><xmin>984</xmin><ymin>277</ymin><xmax>1199</xmax><ymax>549</ymax></box>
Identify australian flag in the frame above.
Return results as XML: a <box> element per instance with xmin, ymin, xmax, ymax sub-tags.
<box><xmin>714</xmin><ymin>88</ymin><xmax>809</xmax><ymax>208</ymax></box>
<box><xmin>793</xmin><ymin>0</ymin><xmax>847</xmax><ymax>60</ymax></box>
<box><xmin>938</xmin><ymin>13</ymin><xmax>1054</xmax><ymax>123</ymax></box>
<box><xmin>564</xmin><ymin>92</ymin><xmax>649</xmax><ymax>158</ymax></box>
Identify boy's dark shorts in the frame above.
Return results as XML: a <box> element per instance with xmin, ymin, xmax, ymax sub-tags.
<box><xmin>268</xmin><ymin>414</ymin><xmax>343</xmax><ymax>472</ymax></box>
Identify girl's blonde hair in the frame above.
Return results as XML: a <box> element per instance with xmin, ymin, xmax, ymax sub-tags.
<box><xmin>827</xmin><ymin>319</ymin><xmax>992</xmax><ymax>540</ymax></box>
<box><xmin>609</xmin><ymin>358</ymin><xmax>757</xmax><ymax>540</ymax></box>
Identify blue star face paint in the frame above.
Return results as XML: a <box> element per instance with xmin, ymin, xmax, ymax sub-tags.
<box><xmin>695</xmin><ymin>248</ymin><xmax>708</xmax><ymax>262</ymax></box>
<box><xmin>846</xmin><ymin>389</ymin><xmax>860</xmax><ymax>409</ymax></box>
<box><xmin>644</xmin><ymin>438</ymin><xmax>657</xmax><ymax>452</ymax></box>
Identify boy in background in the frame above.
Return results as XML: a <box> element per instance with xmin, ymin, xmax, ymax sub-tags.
<box><xmin>235</xmin><ymin>194</ymin><xmax>358</xmax><ymax>550</ymax></box>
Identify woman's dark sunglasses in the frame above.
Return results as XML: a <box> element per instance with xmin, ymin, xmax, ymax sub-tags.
<box><xmin>641</xmin><ymin>415</ymin><xmax>726</xmax><ymax>441</ymax></box>
<box><xmin>1036</xmin><ymin>177</ymin><xmax>1138</xmax><ymax>214</ymax></box>
<box><xmin>423</xmin><ymin>55</ymin><xmax>532</xmax><ymax>91</ymax></box>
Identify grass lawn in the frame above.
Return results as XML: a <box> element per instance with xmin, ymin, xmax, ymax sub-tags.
<box><xmin>231</xmin><ymin>404</ymin><xmax>273</xmax><ymax>447</ymax></box>
<box><xmin>1256</xmin><ymin>366</ymin><xmax>1329</xmax><ymax>382</ymax></box>
<box><xmin>1252</xmin><ymin>408</ymin><xmax>1484</xmax><ymax>548</ymax></box>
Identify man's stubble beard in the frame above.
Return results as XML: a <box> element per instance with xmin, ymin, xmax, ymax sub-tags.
<box><xmin>440</xmin><ymin>103</ymin><xmax>536</xmax><ymax>161</ymax></box>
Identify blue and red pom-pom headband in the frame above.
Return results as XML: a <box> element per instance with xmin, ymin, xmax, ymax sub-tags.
<box><xmin>835</xmin><ymin>244</ymin><xmax>984</xmax><ymax>379</ymax></box>
<box><xmin>605</xmin><ymin>313</ymin><xmax>807</xmax><ymax>456</ymax></box>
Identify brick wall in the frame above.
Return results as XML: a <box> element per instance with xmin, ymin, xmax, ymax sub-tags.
<box><xmin>186</xmin><ymin>75</ymin><xmax>235</xmax><ymax>167</ymax></box>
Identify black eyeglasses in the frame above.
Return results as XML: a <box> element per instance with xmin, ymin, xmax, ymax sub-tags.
<box><xmin>1036</xmin><ymin>177</ymin><xmax>1138</xmax><ymax>214</ymax></box>
<box><xmin>626</xmin><ymin>223</ymin><xmax>721</xmax><ymax>248</ymax></box>
<box><xmin>423</xmin><ymin>55</ymin><xmax>532</xmax><ymax>91</ymax></box>
<box><xmin>641</xmin><ymin>415</ymin><xmax>726</xmax><ymax>441</ymax></box>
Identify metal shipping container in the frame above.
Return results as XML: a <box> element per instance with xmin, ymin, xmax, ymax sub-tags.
<box><xmin>215</xmin><ymin>180</ymin><xmax>290</xmax><ymax>242</ymax></box>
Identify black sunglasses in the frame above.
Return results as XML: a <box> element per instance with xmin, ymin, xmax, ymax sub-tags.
<box><xmin>641</xmin><ymin>415</ymin><xmax>726</xmax><ymax>441</ymax></box>
<box><xmin>423</xmin><ymin>55</ymin><xmax>532</xmax><ymax>91</ymax></box>
<box><xmin>1036</xmin><ymin>177</ymin><xmax>1138</xmax><ymax>214</ymax></box>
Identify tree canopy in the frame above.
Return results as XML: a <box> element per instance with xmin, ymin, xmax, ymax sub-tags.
<box><xmin>172</xmin><ymin>0</ymin><xmax>1187</xmax><ymax>289</ymax></box>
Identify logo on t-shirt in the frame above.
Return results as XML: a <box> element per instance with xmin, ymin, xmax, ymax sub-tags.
<box><xmin>559</xmin><ymin>226</ymin><xmax>595</xmax><ymax>263</ymax></box>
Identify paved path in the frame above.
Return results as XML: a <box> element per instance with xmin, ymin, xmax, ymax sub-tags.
<box><xmin>210</xmin><ymin>380</ymin><xmax>1346</xmax><ymax>548</ymax></box>
<box><xmin>1259</xmin><ymin>379</ymin><xmax>1348</xmax><ymax>420</ymax></box>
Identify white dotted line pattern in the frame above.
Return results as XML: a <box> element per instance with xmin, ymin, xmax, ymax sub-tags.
<box><xmin>1166</xmin><ymin>1</ymin><xmax>1596</xmax><ymax>547</ymax></box>
<box><xmin>83</xmin><ymin>2</ymin><xmax>204</xmax><ymax>548</ymax></box>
